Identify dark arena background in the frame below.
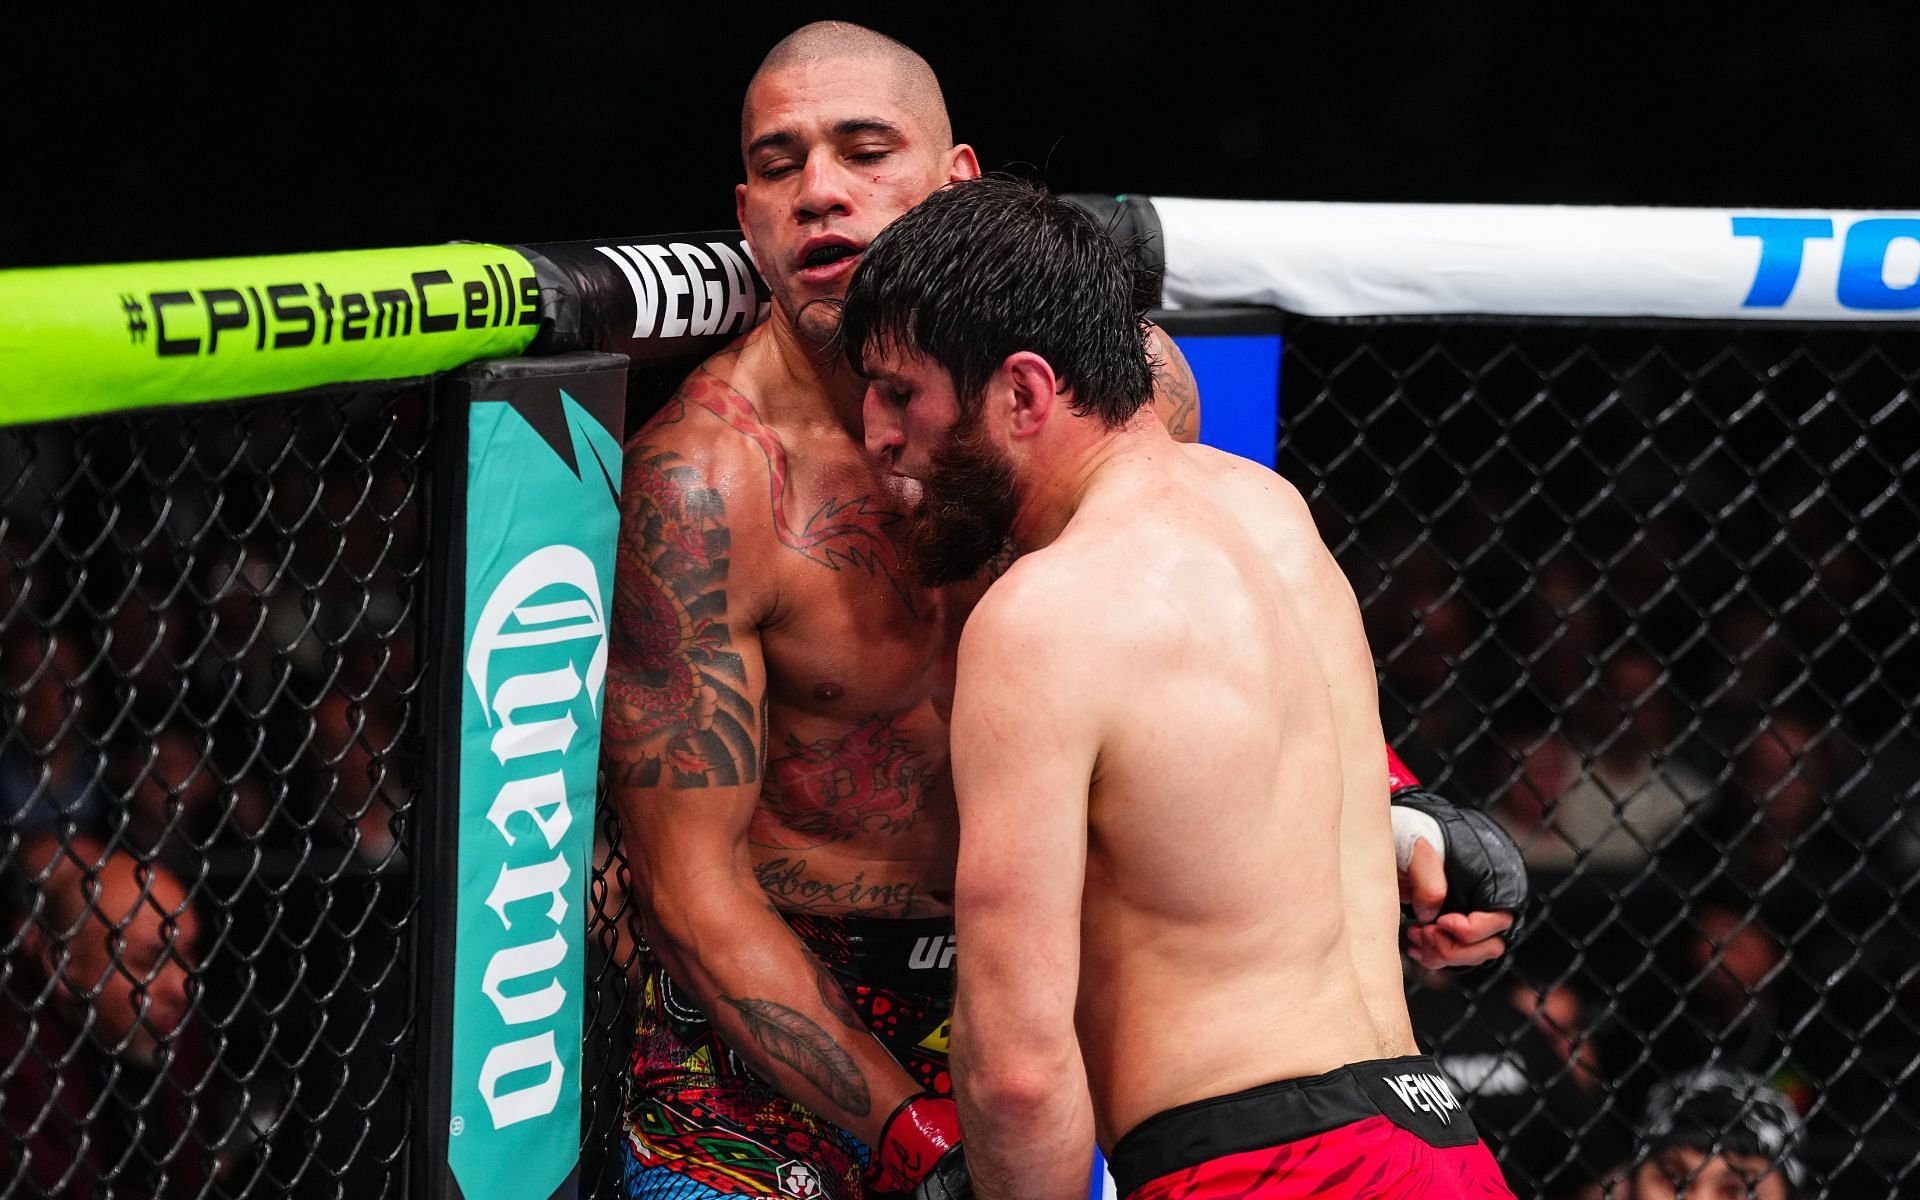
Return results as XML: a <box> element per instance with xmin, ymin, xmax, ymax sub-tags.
<box><xmin>5</xmin><ymin>5</ymin><xmax>1920</xmax><ymax>1199</ymax></box>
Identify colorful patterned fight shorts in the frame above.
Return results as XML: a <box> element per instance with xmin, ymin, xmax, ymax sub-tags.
<box><xmin>622</xmin><ymin>913</ymin><xmax>956</xmax><ymax>1200</ymax></box>
<box><xmin>1109</xmin><ymin>1054</ymin><xmax>1515</xmax><ymax>1200</ymax></box>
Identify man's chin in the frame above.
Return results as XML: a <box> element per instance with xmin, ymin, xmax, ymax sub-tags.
<box><xmin>791</xmin><ymin>295</ymin><xmax>846</xmax><ymax>347</ymax></box>
<box><xmin>906</xmin><ymin>505</ymin><xmax>1013</xmax><ymax>588</ymax></box>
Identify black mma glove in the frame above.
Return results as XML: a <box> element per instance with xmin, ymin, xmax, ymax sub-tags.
<box><xmin>910</xmin><ymin>1145</ymin><xmax>972</xmax><ymax>1200</ymax></box>
<box><xmin>1386</xmin><ymin>746</ymin><xmax>1529</xmax><ymax>943</ymax></box>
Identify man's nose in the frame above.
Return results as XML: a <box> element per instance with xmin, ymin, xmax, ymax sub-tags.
<box><xmin>795</xmin><ymin>155</ymin><xmax>854</xmax><ymax>221</ymax></box>
<box><xmin>863</xmin><ymin>388</ymin><xmax>903</xmax><ymax>460</ymax></box>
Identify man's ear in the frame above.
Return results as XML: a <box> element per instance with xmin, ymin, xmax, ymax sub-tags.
<box><xmin>734</xmin><ymin>184</ymin><xmax>752</xmax><ymax>242</ymax></box>
<box><xmin>948</xmin><ymin>144</ymin><xmax>981</xmax><ymax>183</ymax></box>
<box><xmin>1002</xmin><ymin>351</ymin><xmax>1060</xmax><ymax>438</ymax></box>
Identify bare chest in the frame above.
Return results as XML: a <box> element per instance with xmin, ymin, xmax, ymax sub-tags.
<box><xmin>758</xmin><ymin>453</ymin><xmax>961</xmax><ymax>718</ymax></box>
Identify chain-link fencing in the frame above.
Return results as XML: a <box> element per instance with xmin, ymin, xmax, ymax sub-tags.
<box><xmin>8</xmin><ymin>308</ymin><xmax>1916</xmax><ymax>1200</ymax></box>
<box><xmin>2</xmin><ymin>383</ymin><xmax>433</xmax><ymax>1198</ymax></box>
<box><xmin>1278</xmin><ymin>316</ymin><xmax>1920</xmax><ymax>1197</ymax></box>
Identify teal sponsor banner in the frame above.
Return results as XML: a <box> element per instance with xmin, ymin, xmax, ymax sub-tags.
<box><xmin>449</xmin><ymin>360</ymin><xmax>625</xmax><ymax>1200</ymax></box>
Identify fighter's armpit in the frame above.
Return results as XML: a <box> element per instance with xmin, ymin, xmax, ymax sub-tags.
<box><xmin>605</xmin><ymin>439</ymin><xmax>761</xmax><ymax>789</ymax></box>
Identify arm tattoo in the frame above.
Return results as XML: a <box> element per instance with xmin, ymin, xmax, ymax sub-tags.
<box><xmin>814</xmin><ymin>960</ymin><xmax>868</xmax><ymax>1032</ymax></box>
<box><xmin>604</xmin><ymin>438</ymin><xmax>760</xmax><ymax>787</ymax></box>
<box><xmin>720</xmin><ymin>995</ymin><xmax>873</xmax><ymax>1116</ymax></box>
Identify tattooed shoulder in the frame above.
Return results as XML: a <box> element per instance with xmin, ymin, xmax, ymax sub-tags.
<box><xmin>605</xmin><ymin>440</ymin><xmax>764</xmax><ymax>789</ymax></box>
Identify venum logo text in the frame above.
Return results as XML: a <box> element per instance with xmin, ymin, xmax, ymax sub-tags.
<box><xmin>465</xmin><ymin>545</ymin><xmax>609</xmax><ymax>1129</ymax></box>
<box><xmin>1381</xmin><ymin>1071</ymin><xmax>1461</xmax><ymax>1126</ymax></box>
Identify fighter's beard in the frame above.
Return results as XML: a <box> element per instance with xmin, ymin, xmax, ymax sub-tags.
<box><xmin>905</xmin><ymin>413</ymin><xmax>1020</xmax><ymax>588</ymax></box>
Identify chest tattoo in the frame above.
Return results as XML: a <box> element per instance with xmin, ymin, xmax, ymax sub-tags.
<box><xmin>684</xmin><ymin>372</ymin><xmax>920</xmax><ymax>614</ymax></box>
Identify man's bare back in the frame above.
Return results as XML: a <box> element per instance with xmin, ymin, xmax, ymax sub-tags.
<box><xmin>970</xmin><ymin>440</ymin><xmax>1416</xmax><ymax>1145</ymax></box>
<box><xmin>843</xmin><ymin>175</ymin><xmax>1514</xmax><ymax>1200</ymax></box>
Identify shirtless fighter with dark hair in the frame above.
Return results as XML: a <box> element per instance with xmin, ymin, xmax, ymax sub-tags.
<box><xmin>842</xmin><ymin>176</ymin><xmax>1517</xmax><ymax>1200</ymax></box>
<box><xmin>604</xmin><ymin>23</ymin><xmax>1524</xmax><ymax>1200</ymax></box>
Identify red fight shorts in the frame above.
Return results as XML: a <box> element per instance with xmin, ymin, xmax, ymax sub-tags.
<box><xmin>1108</xmin><ymin>1055</ymin><xmax>1514</xmax><ymax>1200</ymax></box>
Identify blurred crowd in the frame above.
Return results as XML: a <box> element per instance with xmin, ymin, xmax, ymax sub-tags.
<box><xmin>1</xmin><ymin>394</ymin><xmax>427</xmax><ymax>1195</ymax></box>
<box><xmin>1305</xmin><ymin>326</ymin><xmax>1920</xmax><ymax>1197</ymax></box>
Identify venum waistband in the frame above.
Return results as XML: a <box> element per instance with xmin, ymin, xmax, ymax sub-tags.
<box><xmin>1106</xmin><ymin>1054</ymin><xmax>1481</xmax><ymax>1197</ymax></box>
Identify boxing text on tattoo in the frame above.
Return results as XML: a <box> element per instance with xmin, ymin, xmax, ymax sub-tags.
<box><xmin>753</xmin><ymin>713</ymin><xmax>931</xmax><ymax>850</ymax></box>
<box><xmin>720</xmin><ymin>995</ymin><xmax>873</xmax><ymax>1117</ymax></box>
<box><xmin>604</xmin><ymin>431</ymin><xmax>760</xmax><ymax>788</ymax></box>
<box><xmin>683</xmin><ymin>368</ymin><xmax>920</xmax><ymax>613</ymax></box>
<box><xmin>756</xmin><ymin>857</ymin><xmax>923</xmax><ymax>916</ymax></box>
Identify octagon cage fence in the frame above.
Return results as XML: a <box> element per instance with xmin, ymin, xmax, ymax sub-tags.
<box><xmin>1</xmin><ymin>197</ymin><xmax>1916</xmax><ymax>1199</ymax></box>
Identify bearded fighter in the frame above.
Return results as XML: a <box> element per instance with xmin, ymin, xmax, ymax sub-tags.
<box><xmin>602</xmin><ymin>23</ymin><xmax>1523</xmax><ymax>1200</ymax></box>
<box><xmin>841</xmin><ymin>177</ymin><xmax>1518</xmax><ymax>1199</ymax></box>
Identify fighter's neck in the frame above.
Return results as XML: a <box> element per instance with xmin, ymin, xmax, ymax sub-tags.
<box><xmin>1009</xmin><ymin>413</ymin><xmax>1170</xmax><ymax>554</ymax></box>
<box><xmin>742</xmin><ymin>309</ymin><xmax>867</xmax><ymax>437</ymax></box>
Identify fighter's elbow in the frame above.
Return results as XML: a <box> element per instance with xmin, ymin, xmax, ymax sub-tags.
<box><xmin>958</xmin><ymin>1058</ymin><xmax>1063</xmax><ymax>1121</ymax></box>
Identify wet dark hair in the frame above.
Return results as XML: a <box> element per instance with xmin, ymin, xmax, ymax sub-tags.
<box><xmin>838</xmin><ymin>175</ymin><xmax>1156</xmax><ymax>428</ymax></box>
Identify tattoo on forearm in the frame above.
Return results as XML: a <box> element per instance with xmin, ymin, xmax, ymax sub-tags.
<box><xmin>683</xmin><ymin>370</ymin><xmax>921</xmax><ymax>615</ymax></box>
<box><xmin>814</xmin><ymin>960</ymin><xmax>867</xmax><ymax>1032</ymax></box>
<box><xmin>604</xmin><ymin>436</ymin><xmax>760</xmax><ymax>788</ymax></box>
<box><xmin>720</xmin><ymin>995</ymin><xmax>873</xmax><ymax>1116</ymax></box>
<box><xmin>756</xmin><ymin>857</ymin><xmax>924</xmax><ymax>916</ymax></box>
<box><xmin>754</xmin><ymin>714</ymin><xmax>930</xmax><ymax>850</ymax></box>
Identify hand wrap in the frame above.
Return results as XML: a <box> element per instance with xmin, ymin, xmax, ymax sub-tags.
<box><xmin>1386</xmin><ymin>746</ymin><xmax>1529</xmax><ymax>940</ymax></box>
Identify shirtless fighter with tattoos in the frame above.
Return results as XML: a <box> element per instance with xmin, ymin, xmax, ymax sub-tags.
<box><xmin>603</xmin><ymin>23</ymin><xmax>1525</xmax><ymax>1200</ymax></box>
<box><xmin>843</xmin><ymin>177</ymin><xmax>1517</xmax><ymax>1200</ymax></box>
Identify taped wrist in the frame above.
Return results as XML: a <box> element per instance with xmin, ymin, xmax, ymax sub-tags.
<box><xmin>1391</xmin><ymin>787</ymin><xmax>1530</xmax><ymax>932</ymax></box>
<box><xmin>867</xmin><ymin>1094</ymin><xmax>962</xmax><ymax>1194</ymax></box>
<box><xmin>1386</xmin><ymin>745</ymin><xmax>1530</xmax><ymax>937</ymax></box>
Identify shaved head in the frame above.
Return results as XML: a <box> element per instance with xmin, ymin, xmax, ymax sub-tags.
<box><xmin>743</xmin><ymin>22</ymin><xmax>953</xmax><ymax>156</ymax></box>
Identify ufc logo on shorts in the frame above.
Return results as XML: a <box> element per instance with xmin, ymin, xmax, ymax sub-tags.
<box><xmin>1381</xmin><ymin>1071</ymin><xmax>1461</xmax><ymax>1126</ymax></box>
<box><xmin>908</xmin><ymin>934</ymin><xmax>957</xmax><ymax>970</ymax></box>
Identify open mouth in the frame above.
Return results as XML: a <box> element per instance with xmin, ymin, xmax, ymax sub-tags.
<box><xmin>802</xmin><ymin>244</ymin><xmax>859</xmax><ymax>269</ymax></box>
